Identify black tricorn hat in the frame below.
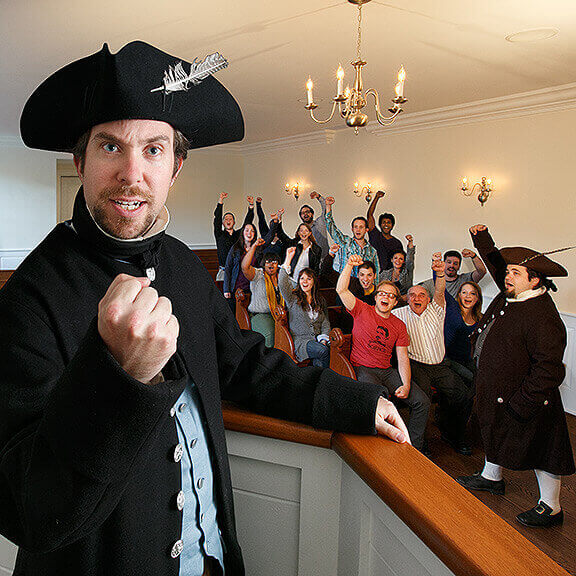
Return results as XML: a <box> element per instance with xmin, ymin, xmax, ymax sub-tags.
<box><xmin>20</xmin><ymin>41</ymin><xmax>244</xmax><ymax>152</ymax></box>
<box><xmin>500</xmin><ymin>247</ymin><xmax>568</xmax><ymax>278</ymax></box>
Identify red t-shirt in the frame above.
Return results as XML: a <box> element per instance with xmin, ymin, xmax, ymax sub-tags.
<box><xmin>349</xmin><ymin>298</ymin><xmax>410</xmax><ymax>369</ymax></box>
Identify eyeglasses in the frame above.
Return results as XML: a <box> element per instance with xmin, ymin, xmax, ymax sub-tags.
<box><xmin>376</xmin><ymin>291</ymin><xmax>397</xmax><ymax>299</ymax></box>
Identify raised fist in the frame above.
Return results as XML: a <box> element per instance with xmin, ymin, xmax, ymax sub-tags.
<box><xmin>347</xmin><ymin>254</ymin><xmax>364</xmax><ymax>267</ymax></box>
<box><xmin>469</xmin><ymin>224</ymin><xmax>487</xmax><ymax>235</ymax></box>
<box><xmin>375</xmin><ymin>190</ymin><xmax>385</xmax><ymax>199</ymax></box>
<box><xmin>247</xmin><ymin>196</ymin><xmax>254</xmax><ymax>205</ymax></box>
<box><xmin>256</xmin><ymin>197</ymin><xmax>263</xmax><ymax>203</ymax></box>
<box><xmin>461</xmin><ymin>248</ymin><xmax>476</xmax><ymax>259</ymax></box>
<box><xmin>219</xmin><ymin>191</ymin><xmax>228</xmax><ymax>203</ymax></box>
<box><xmin>325</xmin><ymin>196</ymin><xmax>335</xmax><ymax>206</ymax></box>
<box><xmin>98</xmin><ymin>274</ymin><xmax>179</xmax><ymax>385</ymax></box>
<box><xmin>310</xmin><ymin>190</ymin><xmax>319</xmax><ymax>200</ymax></box>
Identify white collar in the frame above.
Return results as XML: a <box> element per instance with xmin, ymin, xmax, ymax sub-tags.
<box><xmin>87</xmin><ymin>204</ymin><xmax>170</xmax><ymax>242</ymax></box>
<box><xmin>506</xmin><ymin>286</ymin><xmax>546</xmax><ymax>303</ymax></box>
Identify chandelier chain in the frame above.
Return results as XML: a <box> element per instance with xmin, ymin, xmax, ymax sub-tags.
<box><xmin>356</xmin><ymin>4</ymin><xmax>363</xmax><ymax>60</ymax></box>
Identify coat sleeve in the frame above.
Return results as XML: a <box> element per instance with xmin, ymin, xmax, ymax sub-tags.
<box><xmin>213</xmin><ymin>202</ymin><xmax>223</xmax><ymax>238</ymax></box>
<box><xmin>0</xmin><ymin>300</ymin><xmax>183</xmax><ymax>553</ymax></box>
<box><xmin>506</xmin><ymin>307</ymin><xmax>567</xmax><ymax>422</ymax></box>
<box><xmin>206</xmin><ymin>277</ymin><xmax>384</xmax><ymax>433</ymax></box>
<box><xmin>471</xmin><ymin>229</ymin><xmax>507</xmax><ymax>291</ymax></box>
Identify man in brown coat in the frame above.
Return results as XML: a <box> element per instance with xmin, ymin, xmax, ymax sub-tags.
<box><xmin>457</xmin><ymin>224</ymin><xmax>575</xmax><ymax>527</ymax></box>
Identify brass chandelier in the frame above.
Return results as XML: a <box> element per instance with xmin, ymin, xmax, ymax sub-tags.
<box><xmin>304</xmin><ymin>0</ymin><xmax>407</xmax><ymax>134</ymax></box>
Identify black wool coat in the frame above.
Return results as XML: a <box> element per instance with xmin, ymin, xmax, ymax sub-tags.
<box><xmin>472</xmin><ymin>229</ymin><xmax>574</xmax><ymax>474</ymax></box>
<box><xmin>0</xmin><ymin>222</ymin><xmax>385</xmax><ymax>576</ymax></box>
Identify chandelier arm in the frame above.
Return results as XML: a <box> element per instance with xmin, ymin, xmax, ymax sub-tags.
<box><xmin>365</xmin><ymin>89</ymin><xmax>402</xmax><ymax>125</ymax></box>
<box><xmin>309</xmin><ymin>100</ymin><xmax>339</xmax><ymax>124</ymax></box>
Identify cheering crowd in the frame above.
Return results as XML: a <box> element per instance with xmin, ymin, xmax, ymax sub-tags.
<box><xmin>215</xmin><ymin>190</ymin><xmax>574</xmax><ymax>529</ymax></box>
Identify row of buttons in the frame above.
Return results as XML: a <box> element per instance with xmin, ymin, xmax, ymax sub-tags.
<box><xmin>497</xmin><ymin>397</ymin><xmax>549</xmax><ymax>405</ymax></box>
<box><xmin>169</xmin><ymin>402</ymin><xmax>206</xmax><ymax>560</ymax></box>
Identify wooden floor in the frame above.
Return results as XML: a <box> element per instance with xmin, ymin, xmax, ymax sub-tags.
<box><xmin>424</xmin><ymin>410</ymin><xmax>576</xmax><ymax>575</ymax></box>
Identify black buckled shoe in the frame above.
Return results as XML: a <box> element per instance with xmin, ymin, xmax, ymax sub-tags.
<box><xmin>456</xmin><ymin>472</ymin><xmax>505</xmax><ymax>495</ymax></box>
<box><xmin>441</xmin><ymin>433</ymin><xmax>472</xmax><ymax>456</ymax></box>
<box><xmin>516</xmin><ymin>502</ymin><xmax>564</xmax><ymax>528</ymax></box>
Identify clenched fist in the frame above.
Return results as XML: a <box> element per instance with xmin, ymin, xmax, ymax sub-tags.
<box><xmin>98</xmin><ymin>274</ymin><xmax>179</xmax><ymax>385</ymax></box>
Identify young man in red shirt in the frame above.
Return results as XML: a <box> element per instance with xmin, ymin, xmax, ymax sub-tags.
<box><xmin>337</xmin><ymin>255</ymin><xmax>431</xmax><ymax>452</ymax></box>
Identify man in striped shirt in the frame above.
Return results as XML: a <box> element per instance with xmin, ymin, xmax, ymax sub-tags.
<box><xmin>394</xmin><ymin>253</ymin><xmax>472</xmax><ymax>455</ymax></box>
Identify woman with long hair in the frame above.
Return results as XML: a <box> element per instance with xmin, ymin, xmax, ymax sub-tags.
<box><xmin>277</xmin><ymin>220</ymin><xmax>322</xmax><ymax>278</ymax></box>
<box><xmin>279</xmin><ymin>246</ymin><xmax>331</xmax><ymax>367</ymax></box>
<box><xmin>445</xmin><ymin>281</ymin><xmax>483</xmax><ymax>383</ymax></box>
<box><xmin>378</xmin><ymin>234</ymin><xmax>415</xmax><ymax>303</ymax></box>
<box><xmin>223</xmin><ymin>223</ymin><xmax>257</xmax><ymax>311</ymax></box>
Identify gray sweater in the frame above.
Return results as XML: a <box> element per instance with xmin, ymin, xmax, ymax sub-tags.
<box><xmin>278</xmin><ymin>268</ymin><xmax>331</xmax><ymax>361</ymax></box>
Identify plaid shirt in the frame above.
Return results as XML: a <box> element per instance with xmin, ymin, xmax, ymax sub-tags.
<box><xmin>326</xmin><ymin>211</ymin><xmax>380</xmax><ymax>278</ymax></box>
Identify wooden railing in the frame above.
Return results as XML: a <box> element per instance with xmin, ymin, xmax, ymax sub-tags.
<box><xmin>222</xmin><ymin>401</ymin><xmax>570</xmax><ymax>576</ymax></box>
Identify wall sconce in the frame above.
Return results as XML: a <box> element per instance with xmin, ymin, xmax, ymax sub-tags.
<box><xmin>354</xmin><ymin>182</ymin><xmax>377</xmax><ymax>203</ymax></box>
<box><xmin>461</xmin><ymin>176</ymin><xmax>493</xmax><ymax>206</ymax></box>
<box><xmin>285</xmin><ymin>182</ymin><xmax>300</xmax><ymax>200</ymax></box>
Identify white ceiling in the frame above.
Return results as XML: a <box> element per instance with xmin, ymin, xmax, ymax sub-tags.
<box><xmin>2</xmin><ymin>0</ymin><xmax>576</xmax><ymax>144</ymax></box>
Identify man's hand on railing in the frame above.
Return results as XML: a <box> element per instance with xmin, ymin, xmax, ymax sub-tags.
<box><xmin>375</xmin><ymin>397</ymin><xmax>410</xmax><ymax>444</ymax></box>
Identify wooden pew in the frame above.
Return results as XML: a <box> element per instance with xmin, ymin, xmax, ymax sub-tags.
<box><xmin>235</xmin><ymin>288</ymin><xmax>251</xmax><ymax>330</ymax></box>
<box><xmin>329</xmin><ymin>328</ymin><xmax>356</xmax><ymax>380</ymax></box>
<box><xmin>272</xmin><ymin>306</ymin><xmax>311</xmax><ymax>367</ymax></box>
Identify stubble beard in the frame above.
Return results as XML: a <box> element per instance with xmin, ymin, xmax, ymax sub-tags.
<box><xmin>92</xmin><ymin>185</ymin><xmax>157</xmax><ymax>240</ymax></box>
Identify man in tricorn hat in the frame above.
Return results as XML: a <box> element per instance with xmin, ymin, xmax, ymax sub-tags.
<box><xmin>457</xmin><ymin>224</ymin><xmax>574</xmax><ymax>527</ymax></box>
<box><xmin>0</xmin><ymin>42</ymin><xmax>409</xmax><ymax>576</ymax></box>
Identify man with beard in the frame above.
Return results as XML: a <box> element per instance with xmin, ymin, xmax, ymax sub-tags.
<box><xmin>213</xmin><ymin>192</ymin><xmax>255</xmax><ymax>281</ymax></box>
<box><xmin>366</xmin><ymin>190</ymin><xmax>404</xmax><ymax>271</ymax></box>
<box><xmin>457</xmin><ymin>225</ymin><xmax>574</xmax><ymax>527</ymax></box>
<box><xmin>325</xmin><ymin>196</ymin><xmax>380</xmax><ymax>279</ymax></box>
<box><xmin>0</xmin><ymin>41</ymin><xmax>409</xmax><ymax>576</ymax></box>
<box><xmin>421</xmin><ymin>247</ymin><xmax>486</xmax><ymax>299</ymax></box>
<box><xmin>337</xmin><ymin>255</ymin><xmax>430</xmax><ymax>452</ymax></box>
<box><xmin>298</xmin><ymin>190</ymin><xmax>329</xmax><ymax>257</ymax></box>
<box><xmin>394</xmin><ymin>255</ymin><xmax>473</xmax><ymax>456</ymax></box>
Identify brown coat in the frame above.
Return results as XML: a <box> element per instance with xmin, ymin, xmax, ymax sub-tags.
<box><xmin>472</xmin><ymin>229</ymin><xmax>575</xmax><ymax>474</ymax></box>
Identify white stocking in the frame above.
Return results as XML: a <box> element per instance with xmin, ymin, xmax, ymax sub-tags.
<box><xmin>481</xmin><ymin>459</ymin><xmax>503</xmax><ymax>481</ymax></box>
<box><xmin>535</xmin><ymin>469</ymin><xmax>561</xmax><ymax>513</ymax></box>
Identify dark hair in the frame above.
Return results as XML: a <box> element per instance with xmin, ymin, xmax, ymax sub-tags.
<box><xmin>351</xmin><ymin>216</ymin><xmax>368</xmax><ymax>228</ymax></box>
<box><xmin>293</xmin><ymin>268</ymin><xmax>324</xmax><ymax>312</ymax></box>
<box><xmin>232</xmin><ymin>223</ymin><xmax>258</xmax><ymax>254</ymax></box>
<box><xmin>73</xmin><ymin>127</ymin><xmax>189</xmax><ymax>176</ymax></box>
<box><xmin>527</xmin><ymin>268</ymin><xmax>558</xmax><ymax>292</ymax></box>
<box><xmin>262</xmin><ymin>252</ymin><xmax>281</xmax><ymax>264</ymax></box>
<box><xmin>379</xmin><ymin>213</ymin><xmax>396</xmax><ymax>228</ymax></box>
<box><xmin>457</xmin><ymin>281</ymin><xmax>483</xmax><ymax>323</ymax></box>
<box><xmin>444</xmin><ymin>250</ymin><xmax>462</xmax><ymax>263</ymax></box>
<box><xmin>358</xmin><ymin>260</ymin><xmax>376</xmax><ymax>275</ymax></box>
<box><xmin>299</xmin><ymin>204</ymin><xmax>314</xmax><ymax>218</ymax></box>
<box><xmin>294</xmin><ymin>222</ymin><xmax>317</xmax><ymax>244</ymax></box>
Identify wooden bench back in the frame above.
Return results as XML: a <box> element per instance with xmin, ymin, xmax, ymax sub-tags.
<box><xmin>329</xmin><ymin>328</ymin><xmax>357</xmax><ymax>380</ymax></box>
<box><xmin>235</xmin><ymin>289</ymin><xmax>251</xmax><ymax>330</ymax></box>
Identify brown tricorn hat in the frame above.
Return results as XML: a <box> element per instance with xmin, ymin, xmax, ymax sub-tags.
<box><xmin>500</xmin><ymin>247</ymin><xmax>568</xmax><ymax>278</ymax></box>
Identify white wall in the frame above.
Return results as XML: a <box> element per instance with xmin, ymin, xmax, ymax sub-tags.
<box><xmin>167</xmin><ymin>150</ymin><xmax>245</xmax><ymax>247</ymax></box>
<box><xmin>0</xmin><ymin>147</ymin><xmax>62</xmax><ymax>251</ymax></box>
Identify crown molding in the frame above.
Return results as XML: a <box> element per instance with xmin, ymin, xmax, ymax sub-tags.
<box><xmin>237</xmin><ymin>130</ymin><xmax>337</xmax><ymax>155</ymax></box>
<box><xmin>366</xmin><ymin>82</ymin><xmax>576</xmax><ymax>136</ymax></box>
